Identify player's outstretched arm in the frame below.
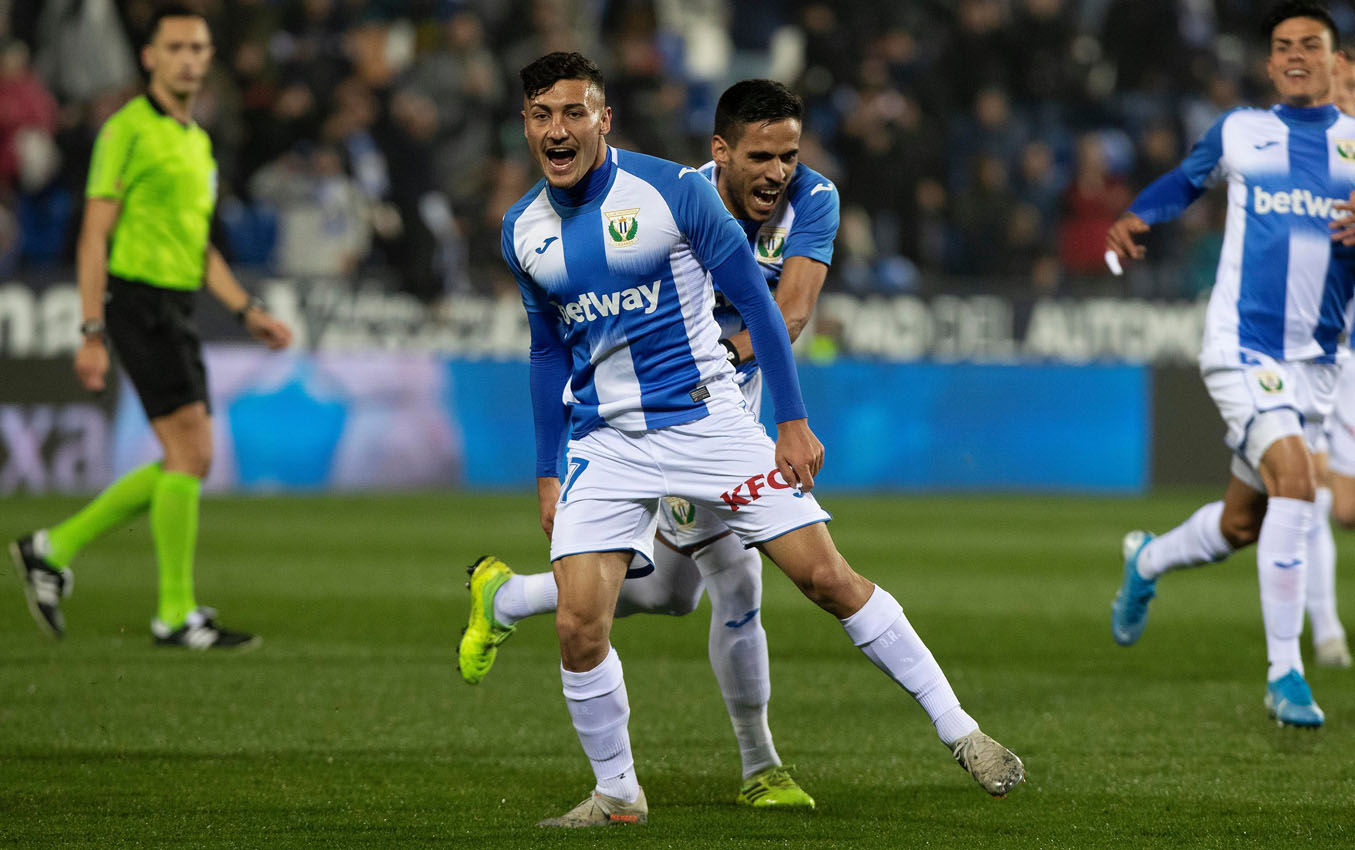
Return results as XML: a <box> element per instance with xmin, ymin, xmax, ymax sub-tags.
<box><xmin>1105</xmin><ymin>212</ymin><xmax>1150</xmax><ymax>263</ymax></box>
<box><xmin>204</xmin><ymin>246</ymin><xmax>293</xmax><ymax>349</ymax></box>
<box><xmin>1331</xmin><ymin>190</ymin><xmax>1355</xmax><ymax>245</ymax></box>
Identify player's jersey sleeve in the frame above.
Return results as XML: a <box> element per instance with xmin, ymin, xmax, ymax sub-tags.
<box><xmin>503</xmin><ymin>214</ymin><xmax>570</xmax><ymax>477</ymax></box>
<box><xmin>667</xmin><ymin>169</ymin><xmax>749</xmax><ymax>270</ymax></box>
<box><xmin>784</xmin><ymin>174</ymin><xmax>839</xmax><ymax>265</ymax></box>
<box><xmin>1128</xmin><ymin>112</ymin><xmax>1229</xmax><ymax>225</ymax></box>
<box><xmin>86</xmin><ymin>111</ymin><xmax>137</xmax><ymax>201</ymax></box>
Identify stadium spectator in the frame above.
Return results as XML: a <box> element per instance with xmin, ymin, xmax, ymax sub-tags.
<box><xmin>249</xmin><ymin>142</ymin><xmax>372</xmax><ymax>277</ymax></box>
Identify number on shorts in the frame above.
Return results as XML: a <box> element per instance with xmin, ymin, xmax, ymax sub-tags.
<box><xmin>561</xmin><ymin>457</ymin><xmax>589</xmax><ymax>502</ymax></box>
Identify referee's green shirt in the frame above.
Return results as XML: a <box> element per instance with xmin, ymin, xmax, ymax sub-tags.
<box><xmin>86</xmin><ymin>94</ymin><xmax>217</xmax><ymax>291</ymax></box>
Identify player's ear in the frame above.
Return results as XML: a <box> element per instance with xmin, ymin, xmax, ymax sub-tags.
<box><xmin>141</xmin><ymin>43</ymin><xmax>155</xmax><ymax>74</ymax></box>
<box><xmin>600</xmin><ymin>106</ymin><xmax>612</xmax><ymax>135</ymax></box>
<box><xmin>711</xmin><ymin>134</ymin><xmax>730</xmax><ymax>165</ymax></box>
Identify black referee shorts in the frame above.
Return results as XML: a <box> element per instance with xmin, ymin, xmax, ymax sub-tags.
<box><xmin>105</xmin><ymin>275</ymin><xmax>210</xmax><ymax>420</ymax></box>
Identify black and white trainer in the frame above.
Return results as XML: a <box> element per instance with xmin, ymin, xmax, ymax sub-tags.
<box><xmin>151</xmin><ymin>606</ymin><xmax>261</xmax><ymax>651</ymax></box>
<box><xmin>10</xmin><ymin>531</ymin><xmax>72</xmax><ymax>639</ymax></box>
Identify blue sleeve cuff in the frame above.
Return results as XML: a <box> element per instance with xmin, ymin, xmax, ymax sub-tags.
<box><xmin>1127</xmin><ymin>167</ymin><xmax>1206</xmax><ymax>225</ymax></box>
<box><xmin>709</xmin><ymin>248</ymin><xmax>807</xmax><ymax>423</ymax></box>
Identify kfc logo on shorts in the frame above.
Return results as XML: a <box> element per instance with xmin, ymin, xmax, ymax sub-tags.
<box><xmin>721</xmin><ymin>468</ymin><xmax>797</xmax><ymax>511</ymax></box>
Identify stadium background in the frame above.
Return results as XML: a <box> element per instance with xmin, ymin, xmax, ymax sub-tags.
<box><xmin>5</xmin><ymin>4</ymin><xmax>1355</xmax><ymax>848</ymax></box>
<box><xmin>7</xmin><ymin>0</ymin><xmax>1341</xmax><ymax>495</ymax></box>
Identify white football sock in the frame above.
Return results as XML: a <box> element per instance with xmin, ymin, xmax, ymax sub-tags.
<box><xmin>692</xmin><ymin>533</ymin><xmax>779</xmax><ymax>778</ymax></box>
<box><xmin>1137</xmin><ymin>501</ymin><xmax>1231</xmax><ymax>580</ymax></box>
<box><xmin>614</xmin><ymin>548</ymin><xmax>705</xmax><ymax>617</ymax></box>
<box><xmin>840</xmin><ymin>586</ymin><xmax>978</xmax><ymax>746</ymax></box>
<box><xmin>492</xmin><ymin>572</ymin><xmax>557</xmax><ymax>626</ymax></box>
<box><xmin>1306</xmin><ymin>488</ymin><xmax>1345</xmax><ymax>645</ymax></box>
<box><xmin>1257</xmin><ymin>497</ymin><xmax>1312</xmax><ymax>681</ymax></box>
<box><xmin>561</xmin><ymin>646</ymin><xmax>639</xmax><ymax>802</ymax></box>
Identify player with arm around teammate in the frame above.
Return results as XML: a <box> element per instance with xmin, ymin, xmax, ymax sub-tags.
<box><xmin>1107</xmin><ymin>1</ymin><xmax>1355</xmax><ymax>726</ymax></box>
<box><xmin>459</xmin><ymin>79</ymin><xmax>833</xmax><ymax>808</ymax></box>
<box><xmin>9</xmin><ymin>5</ymin><xmax>291</xmax><ymax>649</ymax></box>
<box><xmin>497</xmin><ymin>52</ymin><xmax>1023</xmax><ymax>827</ymax></box>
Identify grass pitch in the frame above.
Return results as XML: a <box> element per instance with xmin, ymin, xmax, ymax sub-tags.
<box><xmin>2</xmin><ymin>490</ymin><xmax>1353</xmax><ymax>848</ymax></box>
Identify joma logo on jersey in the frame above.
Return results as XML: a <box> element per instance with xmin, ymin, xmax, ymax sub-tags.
<box><xmin>721</xmin><ymin>468</ymin><xmax>797</xmax><ymax>511</ymax></box>
<box><xmin>555</xmin><ymin>280</ymin><xmax>661</xmax><ymax>325</ymax></box>
<box><xmin>756</xmin><ymin>227</ymin><xmax>787</xmax><ymax>260</ymax></box>
<box><xmin>1252</xmin><ymin>186</ymin><xmax>1349</xmax><ymax>219</ymax></box>
<box><xmin>604</xmin><ymin>208</ymin><xmax>641</xmax><ymax>246</ymax></box>
<box><xmin>1337</xmin><ymin>139</ymin><xmax>1355</xmax><ymax>161</ymax></box>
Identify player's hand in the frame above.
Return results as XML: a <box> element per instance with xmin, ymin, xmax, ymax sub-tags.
<box><xmin>245</xmin><ymin>310</ymin><xmax>293</xmax><ymax>349</ymax></box>
<box><xmin>1105</xmin><ymin>212</ymin><xmax>1150</xmax><ymax>262</ymax></box>
<box><xmin>1331</xmin><ymin>191</ymin><xmax>1355</xmax><ymax>245</ymax></box>
<box><xmin>74</xmin><ymin>337</ymin><xmax>109</xmax><ymax>391</ymax></box>
<box><xmin>774</xmin><ymin>418</ymin><xmax>824</xmax><ymax>492</ymax></box>
<box><xmin>537</xmin><ymin>476</ymin><xmax>561</xmax><ymax>540</ymax></box>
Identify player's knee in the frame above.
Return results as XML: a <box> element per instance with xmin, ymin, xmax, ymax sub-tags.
<box><xmin>665</xmin><ymin>588</ymin><xmax>703</xmax><ymax>617</ymax></box>
<box><xmin>789</xmin><ymin>558</ymin><xmax>855</xmax><ymax>610</ymax></box>
<box><xmin>1268</xmin><ymin>472</ymin><xmax>1315</xmax><ymax>502</ymax></box>
<box><xmin>1220</xmin><ymin>513</ymin><xmax>1261</xmax><ymax>548</ymax></box>
<box><xmin>555</xmin><ymin>609</ymin><xmax>608</xmax><ymax>655</ymax></box>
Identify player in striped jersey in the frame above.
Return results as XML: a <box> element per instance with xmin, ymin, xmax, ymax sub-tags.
<box><xmin>461</xmin><ymin>80</ymin><xmax>834</xmax><ymax>808</ymax></box>
<box><xmin>1107</xmin><ymin>1</ymin><xmax>1355</xmax><ymax>727</ymax></box>
<box><xmin>490</xmin><ymin>52</ymin><xmax>1022</xmax><ymax>827</ymax></box>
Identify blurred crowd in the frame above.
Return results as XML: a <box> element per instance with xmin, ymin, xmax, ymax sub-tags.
<box><xmin>3</xmin><ymin>0</ymin><xmax>1353</xmax><ymax>301</ymax></box>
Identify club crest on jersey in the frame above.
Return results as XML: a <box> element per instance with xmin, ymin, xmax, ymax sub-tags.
<box><xmin>1256</xmin><ymin>370</ymin><xmax>1284</xmax><ymax>393</ymax></box>
<box><xmin>604</xmin><ymin>208</ymin><xmax>641</xmax><ymax>246</ymax></box>
<box><xmin>756</xmin><ymin>227</ymin><xmax>787</xmax><ymax>260</ymax></box>
<box><xmin>1336</xmin><ymin>139</ymin><xmax>1355</xmax><ymax>161</ymax></box>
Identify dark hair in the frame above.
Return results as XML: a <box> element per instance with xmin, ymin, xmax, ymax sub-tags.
<box><xmin>145</xmin><ymin>3</ymin><xmax>208</xmax><ymax>46</ymax></box>
<box><xmin>1263</xmin><ymin>0</ymin><xmax>1340</xmax><ymax>48</ymax></box>
<box><xmin>713</xmin><ymin>79</ymin><xmax>803</xmax><ymax>144</ymax></box>
<box><xmin>520</xmin><ymin>52</ymin><xmax>605</xmax><ymax>100</ymax></box>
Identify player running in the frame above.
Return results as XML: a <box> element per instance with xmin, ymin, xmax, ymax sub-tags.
<box><xmin>9</xmin><ymin>5</ymin><xmax>291</xmax><ymax>649</ymax></box>
<box><xmin>1107</xmin><ymin>1</ymin><xmax>1355</xmax><ymax>726</ymax></box>
<box><xmin>460</xmin><ymin>79</ymin><xmax>833</xmax><ymax>809</ymax></box>
<box><xmin>497</xmin><ymin>52</ymin><xmax>1022</xmax><ymax>827</ymax></box>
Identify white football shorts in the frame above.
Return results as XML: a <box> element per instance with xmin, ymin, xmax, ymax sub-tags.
<box><xmin>654</xmin><ymin>370</ymin><xmax>763</xmax><ymax>549</ymax></box>
<box><xmin>1325</xmin><ymin>357</ymin><xmax>1355</xmax><ymax>476</ymax></box>
<box><xmin>549</xmin><ymin>380</ymin><xmax>830</xmax><ymax>565</ymax></box>
<box><xmin>1200</xmin><ymin>345</ymin><xmax>1338</xmax><ymax>492</ymax></box>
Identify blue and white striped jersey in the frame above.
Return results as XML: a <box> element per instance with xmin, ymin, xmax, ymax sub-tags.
<box><xmin>698</xmin><ymin>160</ymin><xmax>839</xmax><ymax>384</ymax></box>
<box><xmin>503</xmin><ymin>147</ymin><xmax>753</xmax><ymax>438</ymax></box>
<box><xmin>1135</xmin><ymin>103</ymin><xmax>1355</xmax><ymax>363</ymax></box>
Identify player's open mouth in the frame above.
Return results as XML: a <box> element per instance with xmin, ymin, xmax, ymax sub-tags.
<box><xmin>751</xmin><ymin>188</ymin><xmax>781</xmax><ymax>210</ymax></box>
<box><xmin>546</xmin><ymin>147</ymin><xmax>577</xmax><ymax>171</ymax></box>
<box><xmin>1285</xmin><ymin>69</ymin><xmax>1309</xmax><ymax>78</ymax></box>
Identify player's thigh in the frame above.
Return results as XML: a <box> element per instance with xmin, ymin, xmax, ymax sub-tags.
<box><xmin>549</xmin><ymin>429</ymin><xmax>662</xmax><ymax>566</ymax></box>
<box><xmin>758</xmin><ymin>522</ymin><xmax>873</xmax><ymax>616</ymax></box>
<box><xmin>655</xmin><ymin>401</ymin><xmax>831</xmax><ymax>549</ymax></box>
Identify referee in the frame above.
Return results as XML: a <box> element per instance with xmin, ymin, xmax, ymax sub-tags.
<box><xmin>10</xmin><ymin>5</ymin><xmax>291</xmax><ymax>649</ymax></box>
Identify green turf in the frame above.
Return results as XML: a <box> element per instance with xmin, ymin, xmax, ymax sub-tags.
<box><xmin>2</xmin><ymin>491</ymin><xmax>1353</xmax><ymax>848</ymax></box>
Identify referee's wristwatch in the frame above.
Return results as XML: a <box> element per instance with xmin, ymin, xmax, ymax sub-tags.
<box><xmin>235</xmin><ymin>296</ymin><xmax>265</xmax><ymax>323</ymax></box>
<box><xmin>79</xmin><ymin>318</ymin><xmax>105</xmax><ymax>341</ymax></box>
